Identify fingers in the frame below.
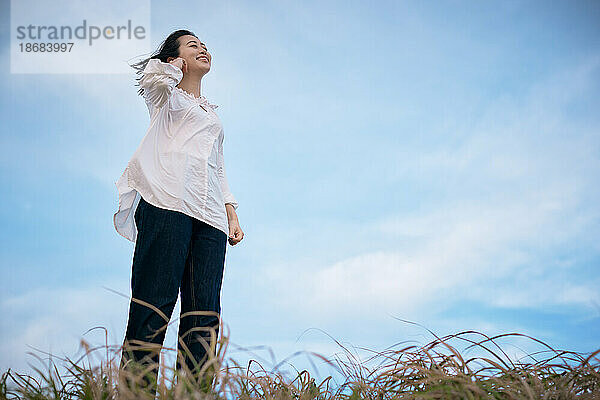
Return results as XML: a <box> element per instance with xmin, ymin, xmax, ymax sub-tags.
<box><xmin>228</xmin><ymin>231</ymin><xmax>236</xmax><ymax>246</ymax></box>
<box><xmin>168</xmin><ymin>57</ymin><xmax>186</xmax><ymax>73</ymax></box>
<box><xmin>228</xmin><ymin>229</ymin><xmax>244</xmax><ymax>246</ymax></box>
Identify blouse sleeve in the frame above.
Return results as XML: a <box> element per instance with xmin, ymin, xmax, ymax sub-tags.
<box><xmin>217</xmin><ymin>132</ymin><xmax>239</xmax><ymax>210</ymax></box>
<box><xmin>139</xmin><ymin>58</ymin><xmax>184</xmax><ymax>109</ymax></box>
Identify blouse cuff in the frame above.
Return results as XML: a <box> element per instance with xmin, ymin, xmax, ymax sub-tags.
<box><xmin>142</xmin><ymin>58</ymin><xmax>184</xmax><ymax>79</ymax></box>
<box><xmin>225</xmin><ymin>199</ymin><xmax>239</xmax><ymax>210</ymax></box>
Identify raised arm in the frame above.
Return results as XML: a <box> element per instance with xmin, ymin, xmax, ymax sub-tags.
<box><xmin>139</xmin><ymin>58</ymin><xmax>184</xmax><ymax>109</ymax></box>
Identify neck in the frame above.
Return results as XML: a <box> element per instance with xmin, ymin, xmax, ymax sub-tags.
<box><xmin>176</xmin><ymin>72</ymin><xmax>204</xmax><ymax>98</ymax></box>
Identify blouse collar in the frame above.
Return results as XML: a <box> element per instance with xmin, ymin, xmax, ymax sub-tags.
<box><xmin>174</xmin><ymin>86</ymin><xmax>219</xmax><ymax>109</ymax></box>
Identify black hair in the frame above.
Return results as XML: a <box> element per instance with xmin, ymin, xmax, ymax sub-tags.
<box><xmin>130</xmin><ymin>29</ymin><xmax>197</xmax><ymax>97</ymax></box>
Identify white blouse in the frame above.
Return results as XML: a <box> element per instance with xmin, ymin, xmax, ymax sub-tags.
<box><xmin>113</xmin><ymin>58</ymin><xmax>238</xmax><ymax>242</ymax></box>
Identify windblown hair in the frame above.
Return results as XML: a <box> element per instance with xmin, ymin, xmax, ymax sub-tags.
<box><xmin>130</xmin><ymin>29</ymin><xmax>197</xmax><ymax>97</ymax></box>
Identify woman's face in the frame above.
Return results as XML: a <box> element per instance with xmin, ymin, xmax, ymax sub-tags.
<box><xmin>175</xmin><ymin>34</ymin><xmax>211</xmax><ymax>74</ymax></box>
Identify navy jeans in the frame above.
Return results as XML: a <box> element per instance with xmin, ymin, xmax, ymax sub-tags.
<box><xmin>120</xmin><ymin>196</ymin><xmax>227</xmax><ymax>389</ymax></box>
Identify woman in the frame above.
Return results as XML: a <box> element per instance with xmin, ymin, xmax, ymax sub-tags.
<box><xmin>113</xmin><ymin>29</ymin><xmax>244</xmax><ymax>390</ymax></box>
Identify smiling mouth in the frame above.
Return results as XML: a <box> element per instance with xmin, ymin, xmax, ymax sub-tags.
<box><xmin>197</xmin><ymin>56</ymin><xmax>209</xmax><ymax>62</ymax></box>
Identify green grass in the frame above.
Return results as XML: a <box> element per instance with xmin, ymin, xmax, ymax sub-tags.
<box><xmin>1</xmin><ymin>319</ymin><xmax>598</xmax><ymax>399</ymax></box>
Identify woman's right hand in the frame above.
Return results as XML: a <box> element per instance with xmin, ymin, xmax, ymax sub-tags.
<box><xmin>169</xmin><ymin>57</ymin><xmax>187</xmax><ymax>74</ymax></box>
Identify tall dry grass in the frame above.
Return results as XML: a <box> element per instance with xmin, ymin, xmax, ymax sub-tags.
<box><xmin>1</xmin><ymin>316</ymin><xmax>598</xmax><ymax>399</ymax></box>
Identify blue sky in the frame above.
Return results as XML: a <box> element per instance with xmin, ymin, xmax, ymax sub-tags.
<box><xmin>1</xmin><ymin>0</ymin><xmax>599</xmax><ymax>379</ymax></box>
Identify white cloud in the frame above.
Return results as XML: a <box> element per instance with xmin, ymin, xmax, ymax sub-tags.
<box><xmin>0</xmin><ymin>283</ymin><xmax>130</xmax><ymax>374</ymax></box>
<box><xmin>256</xmin><ymin>56</ymin><xmax>600</xmax><ymax>323</ymax></box>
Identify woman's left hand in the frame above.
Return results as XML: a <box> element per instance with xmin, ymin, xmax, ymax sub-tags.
<box><xmin>228</xmin><ymin>220</ymin><xmax>244</xmax><ymax>246</ymax></box>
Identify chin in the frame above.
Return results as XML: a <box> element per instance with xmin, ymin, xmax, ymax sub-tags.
<box><xmin>189</xmin><ymin>65</ymin><xmax>210</xmax><ymax>74</ymax></box>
